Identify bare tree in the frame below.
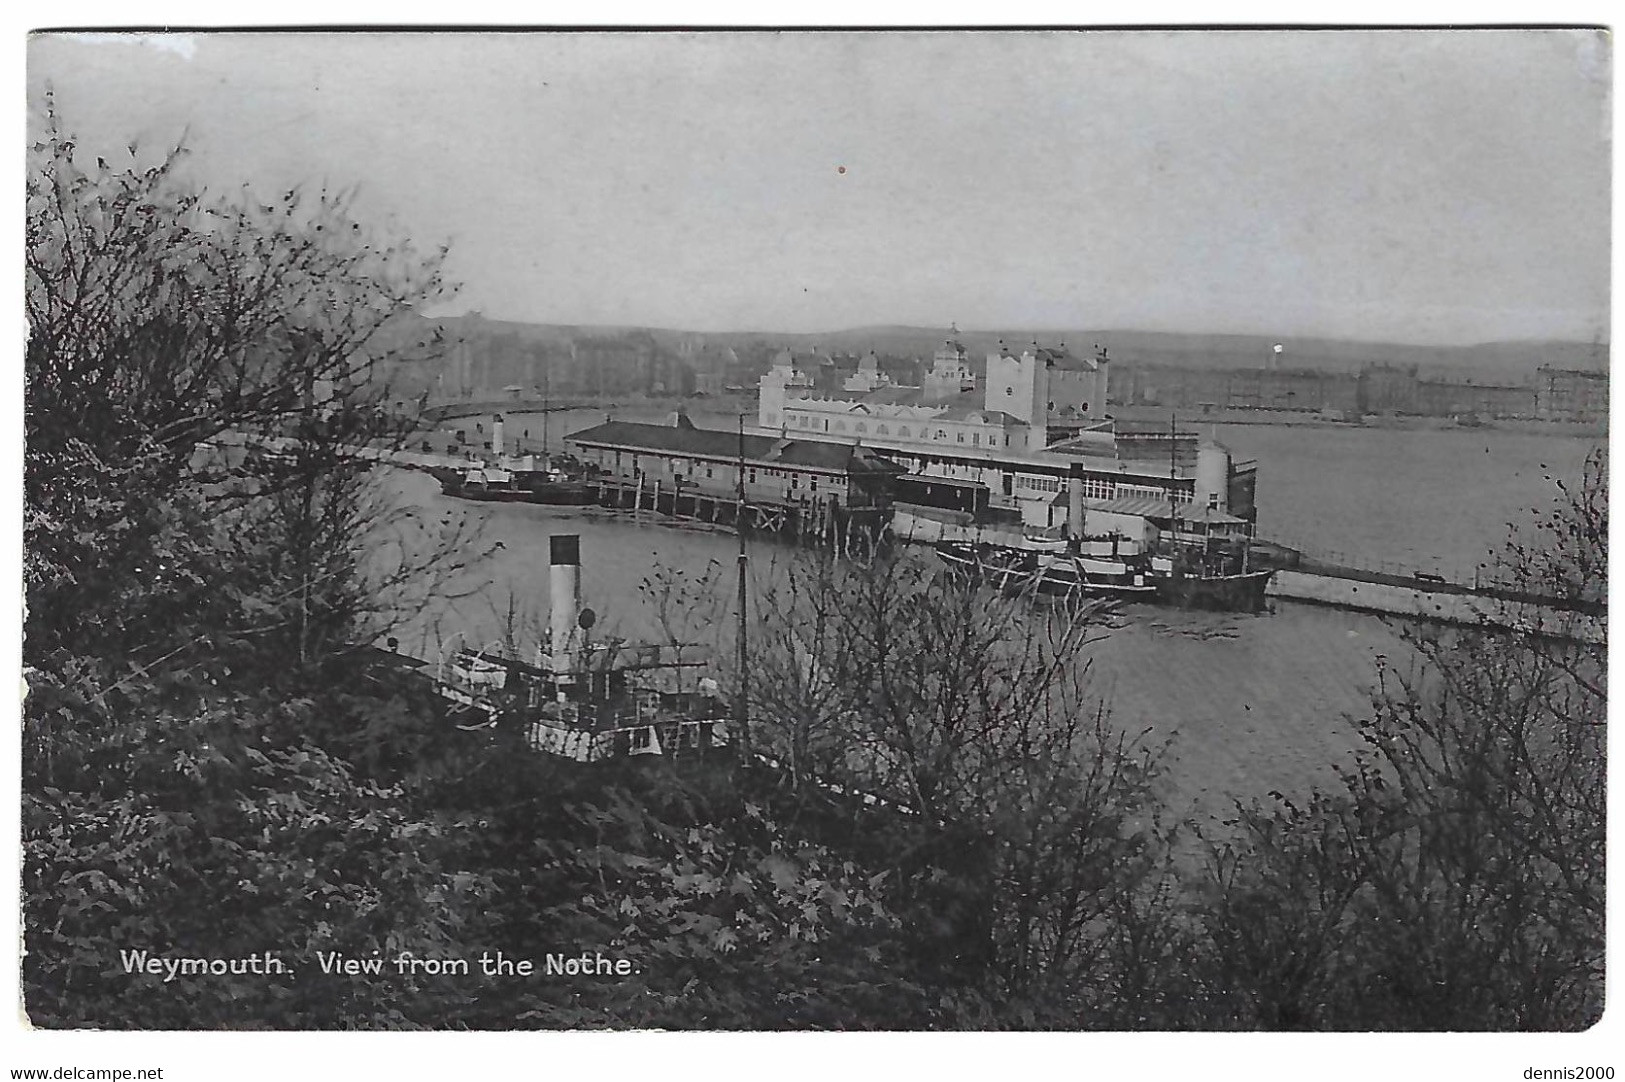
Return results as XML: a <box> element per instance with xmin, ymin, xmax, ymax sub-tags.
<box><xmin>21</xmin><ymin>102</ymin><xmax>508</xmax><ymax>1029</ymax></box>
<box><xmin>736</xmin><ymin>550</ymin><xmax>873</xmax><ymax>790</ymax></box>
<box><xmin>1198</xmin><ymin>447</ymin><xmax>1606</xmax><ymax>1030</ymax></box>
<box><xmin>732</xmin><ymin>548</ymin><xmax>1178</xmax><ymax>1012</ymax></box>
<box><xmin>25</xmin><ymin>100</ymin><xmax>490</xmax><ymax>677</ymax></box>
<box><xmin>1353</xmin><ymin>445</ymin><xmax>1605</xmax><ymax>1028</ymax></box>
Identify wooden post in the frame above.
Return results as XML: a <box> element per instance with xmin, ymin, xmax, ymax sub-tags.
<box><xmin>634</xmin><ymin>472</ymin><xmax>644</xmax><ymax>519</ymax></box>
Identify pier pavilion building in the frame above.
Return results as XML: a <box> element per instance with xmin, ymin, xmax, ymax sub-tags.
<box><xmin>754</xmin><ymin>333</ymin><xmax>1256</xmax><ymax>539</ymax></box>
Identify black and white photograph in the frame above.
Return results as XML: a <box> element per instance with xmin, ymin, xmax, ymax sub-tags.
<box><xmin>13</xmin><ymin>18</ymin><xmax>1612</xmax><ymax>1075</ymax></box>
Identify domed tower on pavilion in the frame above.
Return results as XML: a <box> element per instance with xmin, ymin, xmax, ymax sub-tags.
<box><xmin>922</xmin><ymin>324</ymin><xmax>977</xmax><ymax>403</ymax></box>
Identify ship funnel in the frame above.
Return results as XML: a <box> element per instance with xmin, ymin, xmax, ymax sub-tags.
<box><xmin>492</xmin><ymin>414</ymin><xmax>505</xmax><ymax>458</ymax></box>
<box><xmin>549</xmin><ymin>534</ymin><xmax>581</xmax><ymax>675</ymax></box>
<box><xmin>1068</xmin><ymin>462</ymin><xmax>1085</xmax><ymax>540</ymax></box>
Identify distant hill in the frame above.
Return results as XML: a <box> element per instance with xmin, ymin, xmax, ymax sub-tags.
<box><xmin>412</xmin><ymin>313</ymin><xmax>1607</xmax><ymax>384</ymax></box>
<box><xmin>762</xmin><ymin>327</ymin><xmax>1608</xmax><ymax>382</ymax></box>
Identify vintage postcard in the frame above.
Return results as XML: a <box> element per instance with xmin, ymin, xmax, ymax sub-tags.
<box><xmin>18</xmin><ymin>25</ymin><xmax>1610</xmax><ymax>1077</ymax></box>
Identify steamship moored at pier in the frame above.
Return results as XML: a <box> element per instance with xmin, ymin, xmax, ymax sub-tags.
<box><xmin>433</xmin><ymin>413</ymin><xmax>595</xmax><ymax>506</ymax></box>
<box><xmin>434</xmin><ymin>535</ymin><xmax>730</xmax><ymax>761</ymax></box>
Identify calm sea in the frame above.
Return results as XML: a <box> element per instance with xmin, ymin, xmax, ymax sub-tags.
<box><xmin>1214</xmin><ymin>422</ymin><xmax>1598</xmax><ymax>579</ymax></box>
<box><xmin>406</xmin><ymin>410</ymin><xmax>1600</xmax><ymax>821</ymax></box>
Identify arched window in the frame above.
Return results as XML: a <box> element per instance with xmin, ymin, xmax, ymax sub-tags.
<box><xmin>898</xmin><ymin>426</ymin><xmax>910</xmax><ymax>438</ymax></box>
<box><xmin>877</xmin><ymin>424</ymin><xmax>889</xmax><ymax>435</ymax></box>
<box><xmin>854</xmin><ymin>422</ymin><xmax>866</xmax><ymax>434</ymax></box>
<box><xmin>956</xmin><ymin>432</ymin><xmax>965</xmax><ymax>443</ymax></box>
<box><xmin>937</xmin><ymin>429</ymin><xmax>947</xmax><ymax>440</ymax></box>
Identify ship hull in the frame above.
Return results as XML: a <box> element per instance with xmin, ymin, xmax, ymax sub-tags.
<box><xmin>936</xmin><ymin>541</ymin><xmax>1157</xmax><ymax>600</ymax></box>
<box><xmin>1032</xmin><ymin>560</ymin><xmax>1159</xmax><ymax>600</ymax></box>
<box><xmin>1152</xmin><ymin>569</ymin><xmax>1274</xmax><ymax>613</ymax></box>
<box><xmin>935</xmin><ymin>541</ymin><xmax>1035</xmax><ymax>592</ymax></box>
<box><xmin>441</xmin><ymin>479</ymin><xmax>596</xmax><ymax>506</ymax></box>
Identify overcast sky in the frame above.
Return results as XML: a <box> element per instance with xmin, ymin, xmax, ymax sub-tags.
<box><xmin>27</xmin><ymin>30</ymin><xmax>1612</xmax><ymax>345</ymax></box>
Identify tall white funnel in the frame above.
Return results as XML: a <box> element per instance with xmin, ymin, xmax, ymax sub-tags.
<box><xmin>550</xmin><ymin>534</ymin><xmax>581</xmax><ymax>675</ymax></box>
<box><xmin>492</xmin><ymin>414</ymin><xmax>505</xmax><ymax>459</ymax></box>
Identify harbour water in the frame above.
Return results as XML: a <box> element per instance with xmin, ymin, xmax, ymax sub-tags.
<box><xmin>1214</xmin><ymin>421</ymin><xmax>1598</xmax><ymax>579</ymax></box>
<box><xmin>388</xmin><ymin>470</ymin><xmax>1386</xmax><ymax>825</ymax></box>
<box><xmin>409</xmin><ymin>409</ymin><xmax>1600</xmax><ymax>822</ymax></box>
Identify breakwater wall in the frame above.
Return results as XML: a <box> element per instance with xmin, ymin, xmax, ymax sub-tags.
<box><xmin>1269</xmin><ymin>569</ymin><xmax>1603</xmax><ymax>643</ymax></box>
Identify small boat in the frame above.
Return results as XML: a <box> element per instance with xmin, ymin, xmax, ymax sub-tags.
<box><xmin>935</xmin><ymin>540</ymin><xmax>1037</xmax><ymax>593</ymax></box>
<box><xmin>1143</xmin><ymin>411</ymin><xmax>1275</xmax><ymax>614</ymax></box>
<box><xmin>1032</xmin><ymin>552</ymin><xmax>1158</xmax><ymax>599</ymax></box>
<box><xmin>1149</xmin><ymin>562</ymin><xmax>1274</xmax><ymax>612</ymax></box>
<box><xmin>1018</xmin><ymin>525</ymin><xmax>1072</xmax><ymax>554</ymax></box>
<box><xmin>440</xmin><ymin>459</ymin><xmax>596</xmax><ymax>505</ymax></box>
<box><xmin>1147</xmin><ymin>544</ymin><xmax>1274</xmax><ymax>613</ymax></box>
<box><xmin>936</xmin><ymin>539</ymin><xmax>1157</xmax><ymax>600</ymax></box>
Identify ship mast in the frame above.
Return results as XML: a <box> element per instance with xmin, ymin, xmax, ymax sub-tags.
<box><xmin>1168</xmin><ymin>410</ymin><xmax>1179</xmax><ymax>567</ymax></box>
<box><xmin>735</xmin><ymin>411</ymin><xmax>750</xmax><ymax>759</ymax></box>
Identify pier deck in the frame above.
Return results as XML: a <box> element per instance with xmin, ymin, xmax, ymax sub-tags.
<box><xmin>581</xmin><ymin>477</ymin><xmax>888</xmax><ymax>551</ymax></box>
